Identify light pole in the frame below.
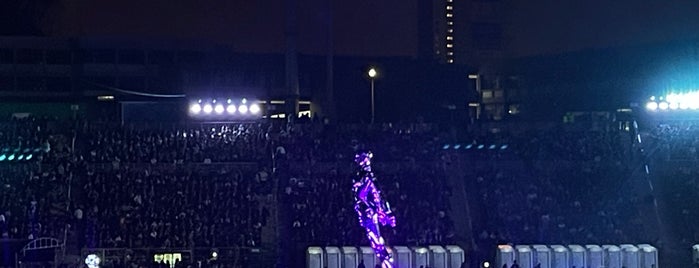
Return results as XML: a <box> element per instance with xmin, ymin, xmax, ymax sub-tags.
<box><xmin>468</xmin><ymin>74</ymin><xmax>481</xmax><ymax>121</ymax></box>
<box><xmin>368</xmin><ymin>67</ymin><xmax>378</xmax><ymax>124</ymax></box>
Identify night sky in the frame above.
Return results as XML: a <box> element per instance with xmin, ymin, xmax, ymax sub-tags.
<box><xmin>5</xmin><ymin>0</ymin><xmax>699</xmax><ymax>57</ymax></box>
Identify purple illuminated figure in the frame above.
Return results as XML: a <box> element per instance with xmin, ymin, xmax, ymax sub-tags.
<box><xmin>353</xmin><ymin>152</ymin><xmax>396</xmax><ymax>268</ymax></box>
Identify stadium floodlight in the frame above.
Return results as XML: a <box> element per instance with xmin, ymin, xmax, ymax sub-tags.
<box><xmin>477</xmin><ymin>144</ymin><xmax>485</xmax><ymax>149</ymax></box>
<box><xmin>214</xmin><ymin>104</ymin><xmax>224</xmax><ymax>114</ymax></box>
<box><xmin>500</xmin><ymin>144</ymin><xmax>508</xmax><ymax>150</ymax></box>
<box><xmin>0</xmin><ymin>155</ymin><xmax>5</xmax><ymax>161</ymax></box>
<box><xmin>8</xmin><ymin>154</ymin><xmax>14</xmax><ymax>161</ymax></box>
<box><xmin>18</xmin><ymin>155</ymin><xmax>24</xmax><ymax>160</ymax></box>
<box><xmin>227</xmin><ymin>104</ymin><xmax>236</xmax><ymax>114</ymax></box>
<box><xmin>250</xmin><ymin>104</ymin><xmax>261</xmax><ymax>114</ymax></box>
<box><xmin>453</xmin><ymin>144</ymin><xmax>461</xmax><ymax>149</ymax></box>
<box><xmin>646</xmin><ymin>102</ymin><xmax>658</xmax><ymax>111</ymax></box>
<box><xmin>669</xmin><ymin>102</ymin><xmax>679</xmax><ymax>110</ymax></box>
<box><xmin>238</xmin><ymin>104</ymin><xmax>248</xmax><ymax>114</ymax></box>
<box><xmin>25</xmin><ymin>154</ymin><xmax>32</xmax><ymax>160</ymax></box>
<box><xmin>658</xmin><ymin>102</ymin><xmax>669</xmax><ymax>110</ymax></box>
<box><xmin>190</xmin><ymin>104</ymin><xmax>202</xmax><ymax>114</ymax></box>
<box><xmin>442</xmin><ymin>144</ymin><xmax>450</xmax><ymax>150</ymax></box>
<box><xmin>203</xmin><ymin>104</ymin><xmax>213</xmax><ymax>114</ymax></box>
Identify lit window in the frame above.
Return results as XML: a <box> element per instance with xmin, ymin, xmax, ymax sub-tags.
<box><xmin>446</xmin><ymin>13</ymin><xmax>453</xmax><ymax>17</ymax></box>
<box><xmin>446</xmin><ymin>5</ymin><xmax>453</xmax><ymax>10</ymax></box>
<box><xmin>447</xmin><ymin>36</ymin><xmax>453</xmax><ymax>40</ymax></box>
<box><xmin>446</xmin><ymin>43</ymin><xmax>453</xmax><ymax>48</ymax></box>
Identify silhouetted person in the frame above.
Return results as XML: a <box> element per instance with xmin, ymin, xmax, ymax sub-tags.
<box><xmin>357</xmin><ymin>260</ymin><xmax>365</xmax><ymax>268</ymax></box>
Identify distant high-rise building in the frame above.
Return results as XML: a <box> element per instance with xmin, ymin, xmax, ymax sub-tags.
<box><xmin>419</xmin><ymin>0</ymin><xmax>510</xmax><ymax>68</ymax></box>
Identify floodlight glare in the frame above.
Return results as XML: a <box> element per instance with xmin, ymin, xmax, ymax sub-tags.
<box><xmin>669</xmin><ymin>102</ymin><xmax>679</xmax><ymax>110</ymax></box>
<box><xmin>658</xmin><ymin>102</ymin><xmax>669</xmax><ymax>110</ymax></box>
<box><xmin>0</xmin><ymin>155</ymin><xmax>5</xmax><ymax>161</ymax></box>
<box><xmin>227</xmin><ymin>105</ymin><xmax>236</xmax><ymax>114</ymax></box>
<box><xmin>214</xmin><ymin>104</ymin><xmax>224</xmax><ymax>114</ymax></box>
<box><xmin>238</xmin><ymin>104</ymin><xmax>248</xmax><ymax>114</ymax></box>
<box><xmin>26</xmin><ymin>154</ymin><xmax>32</xmax><ymax>160</ymax></box>
<box><xmin>646</xmin><ymin>102</ymin><xmax>658</xmax><ymax>111</ymax></box>
<box><xmin>18</xmin><ymin>155</ymin><xmax>24</xmax><ymax>160</ymax></box>
<box><xmin>203</xmin><ymin>104</ymin><xmax>213</xmax><ymax>114</ymax></box>
<box><xmin>680</xmin><ymin>102</ymin><xmax>690</xmax><ymax>109</ymax></box>
<box><xmin>250</xmin><ymin>104</ymin><xmax>261</xmax><ymax>114</ymax></box>
<box><xmin>190</xmin><ymin>104</ymin><xmax>202</xmax><ymax>114</ymax></box>
<box><xmin>242</xmin><ymin>98</ymin><xmax>247</xmax><ymax>104</ymax></box>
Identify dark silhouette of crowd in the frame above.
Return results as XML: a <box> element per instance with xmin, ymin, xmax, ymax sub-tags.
<box><xmin>5</xmin><ymin>116</ymin><xmax>699</xmax><ymax>267</ymax></box>
<box><xmin>274</xmin><ymin>122</ymin><xmax>455</xmax><ymax>247</ymax></box>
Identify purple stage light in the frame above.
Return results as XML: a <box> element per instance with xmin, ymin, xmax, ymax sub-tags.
<box><xmin>353</xmin><ymin>152</ymin><xmax>396</xmax><ymax>268</ymax></box>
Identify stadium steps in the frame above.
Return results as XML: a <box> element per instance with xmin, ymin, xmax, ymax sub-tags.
<box><xmin>445</xmin><ymin>155</ymin><xmax>476</xmax><ymax>250</ymax></box>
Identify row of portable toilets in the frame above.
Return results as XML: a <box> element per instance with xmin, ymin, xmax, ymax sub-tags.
<box><xmin>307</xmin><ymin>245</ymin><xmax>464</xmax><ymax>268</ymax></box>
<box><xmin>496</xmin><ymin>244</ymin><xmax>658</xmax><ymax>268</ymax></box>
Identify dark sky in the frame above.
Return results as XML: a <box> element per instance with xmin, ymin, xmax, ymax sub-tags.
<box><xmin>12</xmin><ymin>0</ymin><xmax>699</xmax><ymax>57</ymax></box>
<box><xmin>509</xmin><ymin>0</ymin><xmax>699</xmax><ymax>56</ymax></box>
<box><xmin>47</xmin><ymin>0</ymin><xmax>417</xmax><ymax>56</ymax></box>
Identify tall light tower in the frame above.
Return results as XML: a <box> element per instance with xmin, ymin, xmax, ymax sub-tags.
<box><xmin>368</xmin><ymin>67</ymin><xmax>378</xmax><ymax>124</ymax></box>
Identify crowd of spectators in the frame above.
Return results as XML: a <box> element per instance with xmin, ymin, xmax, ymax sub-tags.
<box><xmin>276</xmin><ymin>122</ymin><xmax>455</xmax><ymax>248</ymax></box>
<box><xmin>6</xmin><ymin>116</ymin><xmax>699</xmax><ymax>267</ymax></box>
<box><xmin>648</xmin><ymin>121</ymin><xmax>699</xmax><ymax>250</ymax></box>
<box><xmin>462</xmin><ymin>126</ymin><xmax>649</xmax><ymax>263</ymax></box>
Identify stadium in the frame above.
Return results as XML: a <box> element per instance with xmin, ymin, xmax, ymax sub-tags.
<box><xmin>3</xmin><ymin>1</ymin><xmax>699</xmax><ymax>268</ymax></box>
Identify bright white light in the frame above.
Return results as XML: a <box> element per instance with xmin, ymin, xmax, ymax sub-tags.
<box><xmin>203</xmin><ymin>104</ymin><xmax>213</xmax><ymax>114</ymax></box>
<box><xmin>680</xmin><ymin>102</ymin><xmax>690</xmax><ymax>109</ymax></box>
<box><xmin>368</xmin><ymin>68</ymin><xmax>378</xmax><ymax>78</ymax></box>
<box><xmin>646</xmin><ymin>102</ymin><xmax>658</xmax><ymax>111</ymax></box>
<box><xmin>658</xmin><ymin>102</ymin><xmax>669</xmax><ymax>110</ymax></box>
<box><xmin>190</xmin><ymin>104</ymin><xmax>202</xmax><ymax>114</ymax></box>
<box><xmin>214</xmin><ymin>104</ymin><xmax>224</xmax><ymax>114</ymax></box>
<box><xmin>669</xmin><ymin>102</ymin><xmax>679</xmax><ymax>110</ymax></box>
<box><xmin>649</xmin><ymin>96</ymin><xmax>655</xmax><ymax>101</ymax></box>
<box><xmin>238</xmin><ymin>104</ymin><xmax>248</xmax><ymax>114</ymax></box>
<box><xmin>250</xmin><ymin>104</ymin><xmax>260</xmax><ymax>114</ymax></box>
<box><xmin>227</xmin><ymin>105</ymin><xmax>236</xmax><ymax>114</ymax></box>
<box><xmin>242</xmin><ymin>98</ymin><xmax>247</xmax><ymax>104</ymax></box>
<box><xmin>85</xmin><ymin>254</ymin><xmax>101</xmax><ymax>268</ymax></box>
<box><xmin>212</xmin><ymin>251</ymin><xmax>218</xmax><ymax>258</ymax></box>
<box><xmin>483</xmin><ymin>261</ymin><xmax>490</xmax><ymax>268</ymax></box>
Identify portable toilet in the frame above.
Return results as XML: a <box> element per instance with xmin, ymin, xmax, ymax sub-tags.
<box><xmin>428</xmin><ymin>245</ymin><xmax>447</xmax><ymax>268</ymax></box>
<box><xmin>514</xmin><ymin>245</ymin><xmax>534</xmax><ymax>268</ymax></box>
<box><xmin>621</xmin><ymin>245</ymin><xmax>640</xmax><ymax>268</ymax></box>
<box><xmin>307</xmin><ymin>247</ymin><xmax>324</xmax><ymax>268</ymax></box>
<box><xmin>359</xmin><ymin>247</ymin><xmax>376</xmax><ymax>268</ymax></box>
<box><xmin>585</xmin><ymin>245</ymin><xmax>604</xmax><ymax>268</ymax></box>
<box><xmin>496</xmin><ymin>245</ymin><xmax>515</xmax><ymax>268</ymax></box>
<box><xmin>446</xmin><ymin>245</ymin><xmax>465</xmax><ymax>268</ymax></box>
<box><xmin>413</xmin><ymin>246</ymin><xmax>430</xmax><ymax>267</ymax></box>
<box><xmin>324</xmin><ymin>247</ymin><xmax>341</xmax><ymax>268</ymax></box>
<box><xmin>637</xmin><ymin>244</ymin><xmax>658</xmax><ymax>268</ymax></box>
<box><xmin>341</xmin><ymin>247</ymin><xmax>359</xmax><ymax>268</ymax></box>
<box><xmin>568</xmin><ymin>245</ymin><xmax>586</xmax><ymax>268</ymax></box>
<box><xmin>531</xmin><ymin>245</ymin><xmax>551</xmax><ymax>268</ymax></box>
<box><xmin>392</xmin><ymin>246</ymin><xmax>412</xmax><ymax>268</ymax></box>
<box><xmin>550</xmin><ymin>245</ymin><xmax>569</xmax><ymax>268</ymax></box>
<box><xmin>602</xmin><ymin>245</ymin><xmax>622</xmax><ymax>268</ymax></box>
